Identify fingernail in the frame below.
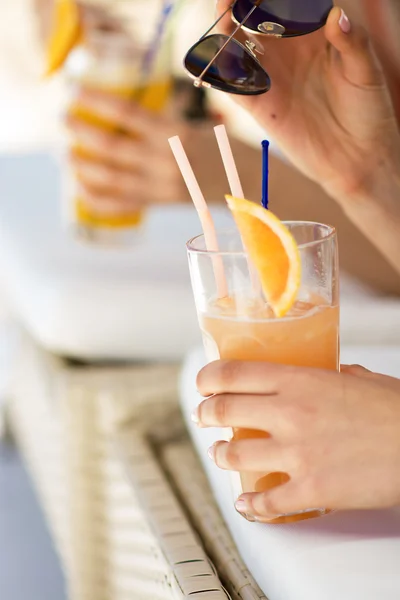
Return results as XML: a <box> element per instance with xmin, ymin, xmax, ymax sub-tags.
<box><xmin>207</xmin><ymin>444</ymin><xmax>216</xmax><ymax>461</ymax></box>
<box><xmin>235</xmin><ymin>497</ymin><xmax>248</xmax><ymax>513</ymax></box>
<box><xmin>339</xmin><ymin>9</ymin><xmax>351</xmax><ymax>34</ymax></box>
<box><xmin>190</xmin><ymin>406</ymin><xmax>200</xmax><ymax>425</ymax></box>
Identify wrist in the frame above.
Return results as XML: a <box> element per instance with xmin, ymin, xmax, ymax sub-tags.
<box><xmin>326</xmin><ymin>141</ymin><xmax>400</xmax><ymax>218</ymax></box>
<box><xmin>330</xmin><ymin>160</ymin><xmax>400</xmax><ymax>277</ymax></box>
<box><xmin>340</xmin><ymin>168</ymin><xmax>400</xmax><ymax>225</ymax></box>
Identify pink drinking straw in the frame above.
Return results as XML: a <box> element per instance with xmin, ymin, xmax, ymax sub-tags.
<box><xmin>213</xmin><ymin>124</ymin><xmax>244</xmax><ymax>198</ymax></box>
<box><xmin>168</xmin><ymin>135</ymin><xmax>228</xmax><ymax>299</ymax></box>
<box><xmin>213</xmin><ymin>124</ymin><xmax>260</xmax><ymax>295</ymax></box>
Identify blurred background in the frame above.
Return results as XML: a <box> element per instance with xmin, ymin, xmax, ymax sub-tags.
<box><xmin>1</xmin><ymin>1</ymin><xmax>400</xmax><ymax>599</ymax></box>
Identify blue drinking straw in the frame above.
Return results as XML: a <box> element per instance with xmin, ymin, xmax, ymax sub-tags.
<box><xmin>261</xmin><ymin>139</ymin><xmax>270</xmax><ymax>209</ymax></box>
<box><xmin>141</xmin><ymin>0</ymin><xmax>176</xmax><ymax>75</ymax></box>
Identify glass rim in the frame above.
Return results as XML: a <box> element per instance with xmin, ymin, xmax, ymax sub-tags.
<box><xmin>186</xmin><ymin>222</ymin><xmax>337</xmax><ymax>256</ymax></box>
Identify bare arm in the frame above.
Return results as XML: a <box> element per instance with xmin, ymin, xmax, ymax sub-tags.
<box><xmin>339</xmin><ymin>169</ymin><xmax>400</xmax><ymax>285</ymax></box>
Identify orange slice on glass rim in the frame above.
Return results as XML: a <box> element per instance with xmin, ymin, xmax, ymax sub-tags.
<box><xmin>226</xmin><ymin>195</ymin><xmax>301</xmax><ymax>318</ymax></box>
<box><xmin>45</xmin><ymin>0</ymin><xmax>82</xmax><ymax>76</ymax></box>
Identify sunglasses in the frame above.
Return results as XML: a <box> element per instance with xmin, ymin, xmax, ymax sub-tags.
<box><xmin>184</xmin><ymin>0</ymin><xmax>333</xmax><ymax>95</ymax></box>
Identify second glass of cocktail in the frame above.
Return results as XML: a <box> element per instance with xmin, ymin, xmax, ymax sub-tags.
<box><xmin>64</xmin><ymin>29</ymin><xmax>172</xmax><ymax>244</ymax></box>
<box><xmin>187</xmin><ymin>222</ymin><xmax>339</xmax><ymax>524</ymax></box>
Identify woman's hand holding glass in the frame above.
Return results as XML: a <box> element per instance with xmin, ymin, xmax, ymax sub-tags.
<box><xmin>66</xmin><ymin>88</ymin><xmax>187</xmax><ymax>216</ymax></box>
<box><xmin>194</xmin><ymin>360</ymin><xmax>400</xmax><ymax>520</ymax></box>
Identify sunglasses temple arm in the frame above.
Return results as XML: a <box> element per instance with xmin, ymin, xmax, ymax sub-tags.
<box><xmin>199</xmin><ymin>2</ymin><xmax>236</xmax><ymax>40</ymax></box>
<box><xmin>195</xmin><ymin>4</ymin><xmax>259</xmax><ymax>86</ymax></box>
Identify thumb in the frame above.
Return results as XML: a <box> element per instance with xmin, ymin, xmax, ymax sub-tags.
<box><xmin>325</xmin><ymin>6</ymin><xmax>385</xmax><ymax>87</ymax></box>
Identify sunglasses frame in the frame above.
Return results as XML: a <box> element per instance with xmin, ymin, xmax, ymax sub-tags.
<box><xmin>184</xmin><ymin>0</ymin><xmax>332</xmax><ymax>94</ymax></box>
<box><xmin>184</xmin><ymin>1</ymin><xmax>269</xmax><ymax>93</ymax></box>
<box><xmin>231</xmin><ymin>0</ymin><xmax>332</xmax><ymax>38</ymax></box>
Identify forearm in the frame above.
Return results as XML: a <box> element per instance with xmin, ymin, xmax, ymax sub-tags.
<box><xmin>343</xmin><ymin>194</ymin><xmax>400</xmax><ymax>280</ymax></box>
<box><xmin>337</xmin><ymin>163</ymin><xmax>400</xmax><ymax>280</ymax></box>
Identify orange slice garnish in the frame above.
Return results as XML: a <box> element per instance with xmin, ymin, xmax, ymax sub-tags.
<box><xmin>45</xmin><ymin>0</ymin><xmax>82</xmax><ymax>76</ymax></box>
<box><xmin>226</xmin><ymin>195</ymin><xmax>301</xmax><ymax>318</ymax></box>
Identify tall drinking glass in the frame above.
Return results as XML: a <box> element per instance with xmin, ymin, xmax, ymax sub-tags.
<box><xmin>187</xmin><ymin>223</ymin><xmax>339</xmax><ymax>524</ymax></box>
<box><xmin>63</xmin><ymin>30</ymin><xmax>173</xmax><ymax>245</ymax></box>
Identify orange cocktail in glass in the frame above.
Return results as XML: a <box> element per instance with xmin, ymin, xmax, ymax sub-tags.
<box><xmin>187</xmin><ymin>223</ymin><xmax>339</xmax><ymax>524</ymax></box>
<box><xmin>65</xmin><ymin>31</ymin><xmax>172</xmax><ymax>244</ymax></box>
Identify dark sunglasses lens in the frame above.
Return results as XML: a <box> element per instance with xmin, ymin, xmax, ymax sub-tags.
<box><xmin>233</xmin><ymin>0</ymin><xmax>333</xmax><ymax>37</ymax></box>
<box><xmin>184</xmin><ymin>34</ymin><xmax>271</xmax><ymax>95</ymax></box>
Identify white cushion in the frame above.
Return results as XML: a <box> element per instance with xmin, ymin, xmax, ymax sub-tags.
<box><xmin>180</xmin><ymin>346</ymin><xmax>400</xmax><ymax>600</ymax></box>
<box><xmin>0</xmin><ymin>153</ymin><xmax>233</xmax><ymax>361</ymax></box>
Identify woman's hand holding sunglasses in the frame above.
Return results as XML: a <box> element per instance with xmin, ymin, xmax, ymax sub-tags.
<box><xmin>213</xmin><ymin>2</ymin><xmax>400</xmax><ymax>210</ymax></box>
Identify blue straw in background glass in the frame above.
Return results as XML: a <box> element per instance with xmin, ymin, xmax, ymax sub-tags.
<box><xmin>142</xmin><ymin>1</ymin><xmax>174</xmax><ymax>72</ymax></box>
<box><xmin>141</xmin><ymin>0</ymin><xmax>179</xmax><ymax>75</ymax></box>
<box><xmin>136</xmin><ymin>0</ymin><xmax>183</xmax><ymax>102</ymax></box>
<box><xmin>261</xmin><ymin>139</ymin><xmax>270</xmax><ymax>209</ymax></box>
